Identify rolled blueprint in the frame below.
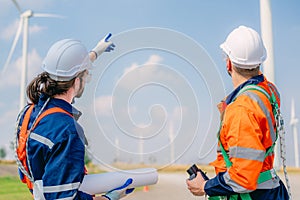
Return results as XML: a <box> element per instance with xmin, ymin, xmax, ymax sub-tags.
<box><xmin>79</xmin><ymin>168</ymin><xmax>158</xmax><ymax>195</ymax></box>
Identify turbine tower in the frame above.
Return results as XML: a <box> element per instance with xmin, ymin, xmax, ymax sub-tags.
<box><xmin>114</xmin><ymin>138</ymin><xmax>120</xmax><ymax>163</ymax></box>
<box><xmin>260</xmin><ymin>0</ymin><xmax>275</xmax><ymax>83</ymax></box>
<box><xmin>2</xmin><ymin>0</ymin><xmax>63</xmax><ymax>110</ymax></box>
<box><xmin>169</xmin><ymin>120</ymin><xmax>175</xmax><ymax>163</ymax></box>
<box><xmin>290</xmin><ymin>98</ymin><xmax>299</xmax><ymax>168</ymax></box>
<box><xmin>139</xmin><ymin>134</ymin><xmax>144</xmax><ymax>164</ymax></box>
<box><xmin>260</xmin><ymin>0</ymin><xmax>280</xmax><ymax>169</ymax></box>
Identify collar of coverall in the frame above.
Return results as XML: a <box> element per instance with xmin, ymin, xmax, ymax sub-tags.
<box><xmin>225</xmin><ymin>74</ymin><xmax>265</xmax><ymax>105</ymax></box>
<box><xmin>38</xmin><ymin>93</ymin><xmax>82</xmax><ymax>121</ymax></box>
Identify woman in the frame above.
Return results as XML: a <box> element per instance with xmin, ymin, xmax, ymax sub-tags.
<box><xmin>15</xmin><ymin>36</ymin><xmax>133</xmax><ymax>200</ymax></box>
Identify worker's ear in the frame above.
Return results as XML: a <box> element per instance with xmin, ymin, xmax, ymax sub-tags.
<box><xmin>226</xmin><ymin>59</ymin><xmax>232</xmax><ymax>77</ymax></box>
<box><xmin>226</xmin><ymin>58</ymin><xmax>232</xmax><ymax>71</ymax></box>
<box><xmin>74</xmin><ymin>77</ymin><xmax>81</xmax><ymax>91</ymax></box>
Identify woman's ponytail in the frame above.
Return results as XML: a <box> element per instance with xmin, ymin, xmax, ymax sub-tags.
<box><xmin>26</xmin><ymin>72</ymin><xmax>77</xmax><ymax>104</ymax></box>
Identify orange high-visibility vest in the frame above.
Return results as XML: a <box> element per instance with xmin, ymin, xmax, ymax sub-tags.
<box><xmin>210</xmin><ymin>80</ymin><xmax>280</xmax><ymax>191</ymax></box>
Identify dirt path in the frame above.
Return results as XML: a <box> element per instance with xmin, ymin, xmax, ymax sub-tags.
<box><xmin>0</xmin><ymin>163</ymin><xmax>18</xmax><ymax>177</ymax></box>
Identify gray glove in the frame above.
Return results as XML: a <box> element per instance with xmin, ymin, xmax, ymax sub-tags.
<box><xmin>91</xmin><ymin>33</ymin><xmax>115</xmax><ymax>58</ymax></box>
<box><xmin>102</xmin><ymin>178</ymin><xmax>134</xmax><ymax>200</ymax></box>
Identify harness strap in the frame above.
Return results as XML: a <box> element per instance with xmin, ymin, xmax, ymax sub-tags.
<box><xmin>17</xmin><ymin>105</ymin><xmax>72</xmax><ymax>190</ymax></box>
<box><xmin>31</xmin><ymin>107</ymin><xmax>72</xmax><ymax>130</ymax></box>
<box><xmin>257</xmin><ymin>169</ymin><xmax>276</xmax><ymax>184</ymax></box>
<box><xmin>217</xmin><ymin>84</ymin><xmax>279</xmax><ymax>200</ymax></box>
<box><xmin>217</xmin><ymin>127</ymin><xmax>232</xmax><ymax>168</ymax></box>
<box><xmin>17</xmin><ymin>105</ymin><xmax>35</xmax><ymax>189</ymax></box>
<box><xmin>231</xmin><ymin>193</ymin><xmax>252</xmax><ymax>200</ymax></box>
<box><xmin>17</xmin><ymin>105</ymin><xmax>34</xmax><ymax>167</ymax></box>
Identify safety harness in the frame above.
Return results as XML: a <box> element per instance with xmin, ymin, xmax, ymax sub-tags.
<box><xmin>15</xmin><ymin>101</ymin><xmax>72</xmax><ymax>190</ymax></box>
<box><xmin>211</xmin><ymin>84</ymin><xmax>291</xmax><ymax>200</ymax></box>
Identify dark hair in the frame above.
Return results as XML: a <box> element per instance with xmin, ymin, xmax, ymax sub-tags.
<box><xmin>26</xmin><ymin>72</ymin><xmax>78</xmax><ymax>104</ymax></box>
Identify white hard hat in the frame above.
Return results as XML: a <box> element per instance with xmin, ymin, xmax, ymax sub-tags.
<box><xmin>220</xmin><ymin>25</ymin><xmax>267</xmax><ymax>69</ymax></box>
<box><xmin>42</xmin><ymin>39</ymin><xmax>92</xmax><ymax>81</ymax></box>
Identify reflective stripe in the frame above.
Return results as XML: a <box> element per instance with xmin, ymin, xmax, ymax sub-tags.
<box><xmin>239</xmin><ymin>85</ymin><xmax>270</xmax><ymax>99</ymax></box>
<box><xmin>224</xmin><ymin>169</ymin><xmax>280</xmax><ymax>191</ymax></box>
<box><xmin>229</xmin><ymin>146</ymin><xmax>265</xmax><ymax>162</ymax></box>
<box><xmin>33</xmin><ymin>180</ymin><xmax>46</xmax><ymax>200</ymax></box>
<box><xmin>30</xmin><ymin>133</ymin><xmax>54</xmax><ymax>149</ymax></box>
<box><xmin>242</xmin><ymin>91</ymin><xmax>276</xmax><ymax>143</ymax></box>
<box><xmin>43</xmin><ymin>182</ymin><xmax>80</xmax><ymax>193</ymax></box>
<box><xmin>223</xmin><ymin>172</ymin><xmax>253</xmax><ymax>193</ymax></box>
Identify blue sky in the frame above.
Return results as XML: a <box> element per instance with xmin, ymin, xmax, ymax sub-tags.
<box><xmin>0</xmin><ymin>0</ymin><xmax>300</xmax><ymax>167</ymax></box>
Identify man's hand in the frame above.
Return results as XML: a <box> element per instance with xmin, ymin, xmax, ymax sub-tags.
<box><xmin>186</xmin><ymin>171</ymin><xmax>207</xmax><ymax>196</ymax></box>
<box><xmin>90</xmin><ymin>33</ymin><xmax>115</xmax><ymax>61</ymax></box>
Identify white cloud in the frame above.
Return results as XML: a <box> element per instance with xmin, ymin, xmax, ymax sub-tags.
<box><xmin>0</xmin><ymin>20</ymin><xmax>20</xmax><ymax>40</ymax></box>
<box><xmin>118</xmin><ymin>54</ymin><xmax>181</xmax><ymax>90</ymax></box>
<box><xmin>123</xmin><ymin>63</ymin><xmax>138</xmax><ymax>74</ymax></box>
<box><xmin>123</xmin><ymin>54</ymin><xmax>163</xmax><ymax>75</ymax></box>
<box><xmin>1</xmin><ymin>20</ymin><xmax>47</xmax><ymax>41</ymax></box>
<box><xmin>146</xmin><ymin>54</ymin><xmax>163</xmax><ymax>63</ymax></box>
<box><xmin>109</xmin><ymin>54</ymin><xmax>195</xmax><ymax>136</ymax></box>
<box><xmin>27</xmin><ymin>49</ymin><xmax>44</xmax><ymax>78</ymax></box>
<box><xmin>29</xmin><ymin>24</ymin><xmax>47</xmax><ymax>35</ymax></box>
<box><xmin>94</xmin><ymin>95</ymin><xmax>114</xmax><ymax>117</ymax></box>
<box><xmin>0</xmin><ymin>49</ymin><xmax>43</xmax><ymax>89</ymax></box>
<box><xmin>94</xmin><ymin>95</ymin><xmax>138</xmax><ymax>118</ymax></box>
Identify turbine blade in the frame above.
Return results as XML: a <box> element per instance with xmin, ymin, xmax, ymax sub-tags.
<box><xmin>33</xmin><ymin>13</ymin><xmax>65</xmax><ymax>19</ymax></box>
<box><xmin>11</xmin><ymin>0</ymin><xmax>22</xmax><ymax>14</ymax></box>
<box><xmin>2</xmin><ymin>18</ymin><xmax>23</xmax><ymax>75</ymax></box>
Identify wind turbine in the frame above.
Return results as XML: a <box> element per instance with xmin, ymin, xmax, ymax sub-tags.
<box><xmin>2</xmin><ymin>0</ymin><xmax>64</xmax><ymax>110</ymax></box>
<box><xmin>290</xmin><ymin>98</ymin><xmax>299</xmax><ymax>168</ymax></box>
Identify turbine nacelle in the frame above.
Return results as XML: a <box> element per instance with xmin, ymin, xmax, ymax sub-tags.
<box><xmin>21</xmin><ymin>10</ymin><xmax>33</xmax><ymax>18</ymax></box>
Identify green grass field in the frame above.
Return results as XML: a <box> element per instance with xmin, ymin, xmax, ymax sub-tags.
<box><xmin>0</xmin><ymin>176</ymin><xmax>32</xmax><ymax>200</ymax></box>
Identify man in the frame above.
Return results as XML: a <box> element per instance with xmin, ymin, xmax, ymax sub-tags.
<box><xmin>186</xmin><ymin>26</ymin><xmax>290</xmax><ymax>199</ymax></box>
<box><xmin>15</xmin><ymin>35</ymin><xmax>133</xmax><ymax>199</ymax></box>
